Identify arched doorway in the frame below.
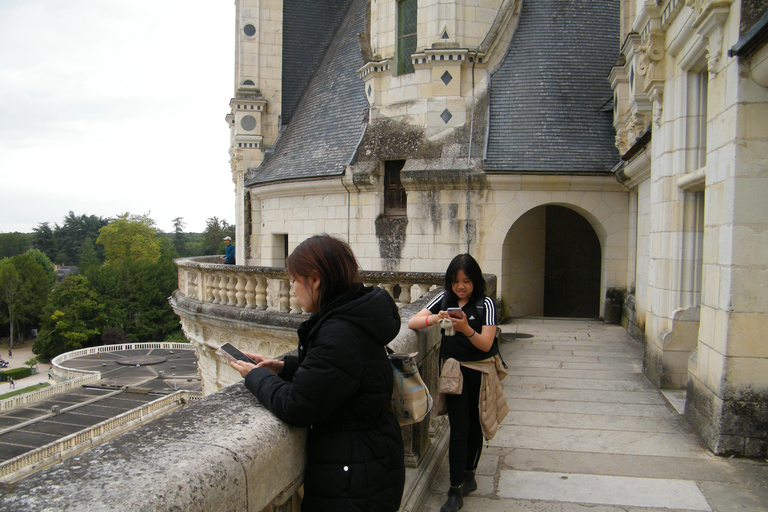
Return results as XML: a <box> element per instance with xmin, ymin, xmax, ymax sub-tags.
<box><xmin>501</xmin><ymin>205</ymin><xmax>601</xmax><ymax>319</ymax></box>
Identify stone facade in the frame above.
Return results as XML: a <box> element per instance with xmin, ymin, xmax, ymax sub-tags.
<box><xmin>612</xmin><ymin>0</ymin><xmax>768</xmax><ymax>457</ymax></box>
<box><xmin>222</xmin><ymin>0</ymin><xmax>768</xmax><ymax>456</ymax></box>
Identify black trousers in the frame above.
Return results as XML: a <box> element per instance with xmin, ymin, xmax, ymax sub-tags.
<box><xmin>445</xmin><ymin>366</ymin><xmax>483</xmax><ymax>487</ymax></box>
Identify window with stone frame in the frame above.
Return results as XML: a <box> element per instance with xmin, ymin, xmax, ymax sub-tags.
<box><xmin>397</xmin><ymin>0</ymin><xmax>417</xmax><ymax>75</ymax></box>
<box><xmin>384</xmin><ymin>160</ymin><xmax>407</xmax><ymax>216</ymax></box>
<box><xmin>688</xmin><ymin>68</ymin><xmax>708</xmax><ymax>171</ymax></box>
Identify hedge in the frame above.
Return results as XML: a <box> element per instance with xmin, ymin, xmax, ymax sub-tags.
<box><xmin>1</xmin><ymin>367</ymin><xmax>32</xmax><ymax>381</ymax></box>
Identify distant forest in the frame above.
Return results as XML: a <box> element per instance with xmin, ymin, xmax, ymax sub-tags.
<box><xmin>0</xmin><ymin>212</ymin><xmax>234</xmax><ymax>361</ymax></box>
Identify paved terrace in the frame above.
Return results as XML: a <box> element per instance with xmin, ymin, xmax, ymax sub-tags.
<box><xmin>423</xmin><ymin>319</ymin><xmax>768</xmax><ymax>512</ymax></box>
<box><xmin>1</xmin><ymin>320</ymin><xmax>767</xmax><ymax>511</ymax></box>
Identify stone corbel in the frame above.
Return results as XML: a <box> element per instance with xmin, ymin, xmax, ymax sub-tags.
<box><xmin>692</xmin><ymin>1</ymin><xmax>733</xmax><ymax>75</ymax></box>
<box><xmin>627</xmin><ymin>112</ymin><xmax>649</xmax><ymax>142</ymax></box>
<box><xmin>639</xmin><ymin>32</ymin><xmax>666</xmax><ymax>92</ymax></box>
<box><xmin>229</xmin><ymin>151</ymin><xmax>244</xmax><ymax>184</ymax></box>
<box><xmin>615</xmin><ymin>130</ymin><xmax>629</xmax><ymax>155</ymax></box>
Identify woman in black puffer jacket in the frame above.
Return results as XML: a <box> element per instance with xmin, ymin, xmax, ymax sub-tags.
<box><xmin>229</xmin><ymin>234</ymin><xmax>405</xmax><ymax>512</ymax></box>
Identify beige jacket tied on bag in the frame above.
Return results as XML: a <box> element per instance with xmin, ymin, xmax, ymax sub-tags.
<box><xmin>436</xmin><ymin>355</ymin><xmax>509</xmax><ymax>440</ymax></box>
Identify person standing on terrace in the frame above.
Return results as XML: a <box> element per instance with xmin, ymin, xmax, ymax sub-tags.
<box><xmin>229</xmin><ymin>234</ymin><xmax>405</xmax><ymax>512</ymax></box>
<box><xmin>407</xmin><ymin>253</ymin><xmax>508</xmax><ymax>512</ymax></box>
<box><xmin>220</xmin><ymin>236</ymin><xmax>235</xmax><ymax>264</ymax></box>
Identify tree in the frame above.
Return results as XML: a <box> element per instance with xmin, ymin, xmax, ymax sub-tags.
<box><xmin>31</xmin><ymin>223</ymin><xmax>57</xmax><ymax>262</ymax></box>
<box><xmin>52</xmin><ymin>212</ymin><xmax>108</xmax><ymax>265</ymax></box>
<box><xmin>0</xmin><ymin>260</ymin><xmax>23</xmax><ymax>348</ymax></box>
<box><xmin>0</xmin><ymin>252</ymin><xmax>53</xmax><ymax>345</ymax></box>
<box><xmin>0</xmin><ymin>232</ymin><xmax>32</xmax><ymax>259</ymax></box>
<box><xmin>33</xmin><ymin>275</ymin><xmax>105</xmax><ymax>360</ymax></box>
<box><xmin>26</xmin><ymin>249</ymin><xmax>56</xmax><ymax>287</ymax></box>
<box><xmin>89</xmin><ymin>217</ymin><xmax>182</xmax><ymax>343</ymax></box>
<box><xmin>79</xmin><ymin>237</ymin><xmax>100</xmax><ymax>273</ymax></box>
<box><xmin>97</xmin><ymin>213</ymin><xmax>161</xmax><ymax>265</ymax></box>
<box><xmin>201</xmin><ymin>217</ymin><xmax>235</xmax><ymax>255</ymax></box>
<box><xmin>171</xmin><ymin>217</ymin><xmax>188</xmax><ymax>256</ymax></box>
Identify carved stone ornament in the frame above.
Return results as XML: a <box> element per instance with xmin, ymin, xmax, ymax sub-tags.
<box><xmin>229</xmin><ymin>151</ymin><xmax>244</xmax><ymax>183</ymax></box>
<box><xmin>615</xmin><ymin>131</ymin><xmax>629</xmax><ymax>154</ymax></box>
<box><xmin>652</xmin><ymin>92</ymin><xmax>664</xmax><ymax>127</ymax></box>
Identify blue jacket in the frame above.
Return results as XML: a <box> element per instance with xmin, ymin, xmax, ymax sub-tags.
<box><xmin>223</xmin><ymin>243</ymin><xmax>235</xmax><ymax>264</ymax></box>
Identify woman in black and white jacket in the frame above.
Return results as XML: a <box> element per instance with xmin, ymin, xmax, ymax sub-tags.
<box><xmin>408</xmin><ymin>254</ymin><xmax>501</xmax><ymax>512</ymax></box>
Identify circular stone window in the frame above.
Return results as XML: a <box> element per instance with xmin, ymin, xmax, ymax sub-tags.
<box><xmin>241</xmin><ymin>115</ymin><xmax>257</xmax><ymax>131</ymax></box>
<box><xmin>243</xmin><ymin>24</ymin><xmax>256</xmax><ymax>37</ymax></box>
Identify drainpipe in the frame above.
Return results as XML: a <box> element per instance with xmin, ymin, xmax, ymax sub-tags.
<box><xmin>466</xmin><ymin>54</ymin><xmax>478</xmax><ymax>254</ymax></box>
<box><xmin>344</xmin><ymin>107</ymin><xmax>371</xmax><ymax>243</ymax></box>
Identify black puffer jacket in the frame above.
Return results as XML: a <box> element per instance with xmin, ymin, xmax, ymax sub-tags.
<box><xmin>244</xmin><ymin>285</ymin><xmax>405</xmax><ymax>512</ymax></box>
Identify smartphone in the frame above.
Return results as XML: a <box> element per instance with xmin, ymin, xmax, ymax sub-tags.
<box><xmin>218</xmin><ymin>343</ymin><xmax>257</xmax><ymax>364</ymax></box>
<box><xmin>447</xmin><ymin>307</ymin><xmax>463</xmax><ymax>318</ymax></box>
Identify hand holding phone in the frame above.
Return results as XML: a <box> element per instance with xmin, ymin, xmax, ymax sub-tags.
<box><xmin>446</xmin><ymin>307</ymin><xmax>463</xmax><ymax>318</ymax></box>
<box><xmin>218</xmin><ymin>342</ymin><xmax>257</xmax><ymax>364</ymax></box>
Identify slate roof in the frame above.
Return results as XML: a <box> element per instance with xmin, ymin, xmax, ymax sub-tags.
<box><xmin>246</xmin><ymin>0</ymin><xmax>368</xmax><ymax>186</ymax></box>
<box><xmin>484</xmin><ymin>0</ymin><xmax>620</xmax><ymax>173</ymax></box>
<box><xmin>282</xmin><ymin>0</ymin><xmax>353</xmax><ymax>125</ymax></box>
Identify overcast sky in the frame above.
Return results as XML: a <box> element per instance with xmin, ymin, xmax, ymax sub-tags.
<box><xmin>0</xmin><ymin>1</ymin><xmax>236</xmax><ymax>234</ymax></box>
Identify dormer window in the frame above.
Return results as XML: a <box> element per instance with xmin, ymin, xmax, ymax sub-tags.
<box><xmin>384</xmin><ymin>160</ymin><xmax>407</xmax><ymax>216</ymax></box>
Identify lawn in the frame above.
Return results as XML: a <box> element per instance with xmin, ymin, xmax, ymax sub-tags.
<box><xmin>0</xmin><ymin>383</ymin><xmax>51</xmax><ymax>400</ymax></box>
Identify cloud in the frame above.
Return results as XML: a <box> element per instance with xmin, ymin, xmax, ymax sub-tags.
<box><xmin>0</xmin><ymin>0</ymin><xmax>236</xmax><ymax>233</ymax></box>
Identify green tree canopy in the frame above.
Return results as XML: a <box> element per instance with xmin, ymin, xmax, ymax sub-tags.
<box><xmin>0</xmin><ymin>260</ymin><xmax>23</xmax><ymax>346</ymax></box>
<box><xmin>171</xmin><ymin>217</ymin><xmax>188</xmax><ymax>256</ymax></box>
<box><xmin>50</xmin><ymin>212</ymin><xmax>108</xmax><ymax>266</ymax></box>
<box><xmin>33</xmin><ymin>275</ymin><xmax>106</xmax><ymax>360</ymax></box>
<box><xmin>31</xmin><ymin>223</ymin><xmax>57</xmax><ymax>262</ymax></box>
<box><xmin>201</xmin><ymin>217</ymin><xmax>235</xmax><ymax>255</ymax></box>
<box><xmin>26</xmin><ymin>248</ymin><xmax>56</xmax><ymax>287</ymax></box>
<box><xmin>0</xmin><ymin>232</ymin><xmax>32</xmax><ymax>259</ymax></box>
<box><xmin>0</xmin><ymin>252</ymin><xmax>51</xmax><ymax>346</ymax></box>
<box><xmin>97</xmin><ymin>213</ymin><xmax>161</xmax><ymax>265</ymax></box>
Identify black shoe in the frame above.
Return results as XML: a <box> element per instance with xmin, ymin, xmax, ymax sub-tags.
<box><xmin>440</xmin><ymin>485</ymin><xmax>463</xmax><ymax>512</ymax></box>
<box><xmin>461</xmin><ymin>470</ymin><xmax>477</xmax><ymax>496</ymax></box>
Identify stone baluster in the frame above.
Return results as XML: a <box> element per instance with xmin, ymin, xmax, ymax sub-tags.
<box><xmin>381</xmin><ymin>283</ymin><xmax>395</xmax><ymax>300</ymax></box>
<box><xmin>196</xmin><ymin>271</ymin><xmax>205</xmax><ymax>302</ymax></box>
<box><xmin>255</xmin><ymin>277</ymin><xmax>267</xmax><ymax>311</ymax></box>
<box><xmin>279</xmin><ymin>278</ymin><xmax>291</xmax><ymax>314</ymax></box>
<box><xmin>203</xmin><ymin>272</ymin><xmax>214</xmax><ymax>303</ymax></box>
<box><xmin>235</xmin><ymin>274</ymin><xmax>247</xmax><ymax>308</ymax></box>
<box><xmin>210</xmin><ymin>274</ymin><xmax>221</xmax><ymax>304</ymax></box>
<box><xmin>185</xmin><ymin>271</ymin><xmax>195</xmax><ymax>298</ymax></box>
<box><xmin>398</xmin><ymin>282</ymin><xmax>412</xmax><ymax>304</ymax></box>
<box><xmin>244</xmin><ymin>275</ymin><xmax>256</xmax><ymax>309</ymax></box>
<box><xmin>418</xmin><ymin>283</ymin><xmax>432</xmax><ymax>301</ymax></box>
<box><xmin>218</xmin><ymin>274</ymin><xmax>229</xmax><ymax>304</ymax></box>
<box><xmin>227</xmin><ymin>274</ymin><xmax>238</xmax><ymax>306</ymax></box>
<box><xmin>289</xmin><ymin>280</ymin><xmax>302</xmax><ymax>315</ymax></box>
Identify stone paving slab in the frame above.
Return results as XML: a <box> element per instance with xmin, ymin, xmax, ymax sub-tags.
<box><xmin>505</xmin><ymin>387</ymin><xmax>668</xmax><ymax>405</ymax></box>
<box><xmin>506</xmin><ymin>367</ymin><xmax>649</xmax><ymax>380</ymax></box>
<box><xmin>507</xmin><ymin>397</ymin><xmax>676</xmax><ymax>418</ymax></box>
<box><xmin>505</xmin><ymin>375</ymin><xmax>655</xmax><ymax>392</ymax></box>
<box><xmin>498</xmin><ymin>470</ymin><xmax>712</xmax><ymax>510</ymax></box>
<box><xmin>506</xmin><ymin>449</ymin><xmax>766</xmax><ymax>484</ymax></box>
<box><xmin>493</xmin><ymin>425</ymin><xmax>711</xmax><ymax>459</ymax></box>
<box><xmin>505</xmin><ymin>410</ymin><xmax>689</xmax><ymax>434</ymax></box>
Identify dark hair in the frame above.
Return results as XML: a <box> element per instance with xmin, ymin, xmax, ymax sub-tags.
<box><xmin>444</xmin><ymin>253</ymin><xmax>486</xmax><ymax>303</ymax></box>
<box><xmin>286</xmin><ymin>234</ymin><xmax>359</xmax><ymax>307</ymax></box>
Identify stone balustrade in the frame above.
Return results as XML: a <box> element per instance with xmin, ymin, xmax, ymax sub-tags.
<box><xmin>174</xmin><ymin>256</ymin><xmax>449</xmax><ymax>315</ymax></box>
